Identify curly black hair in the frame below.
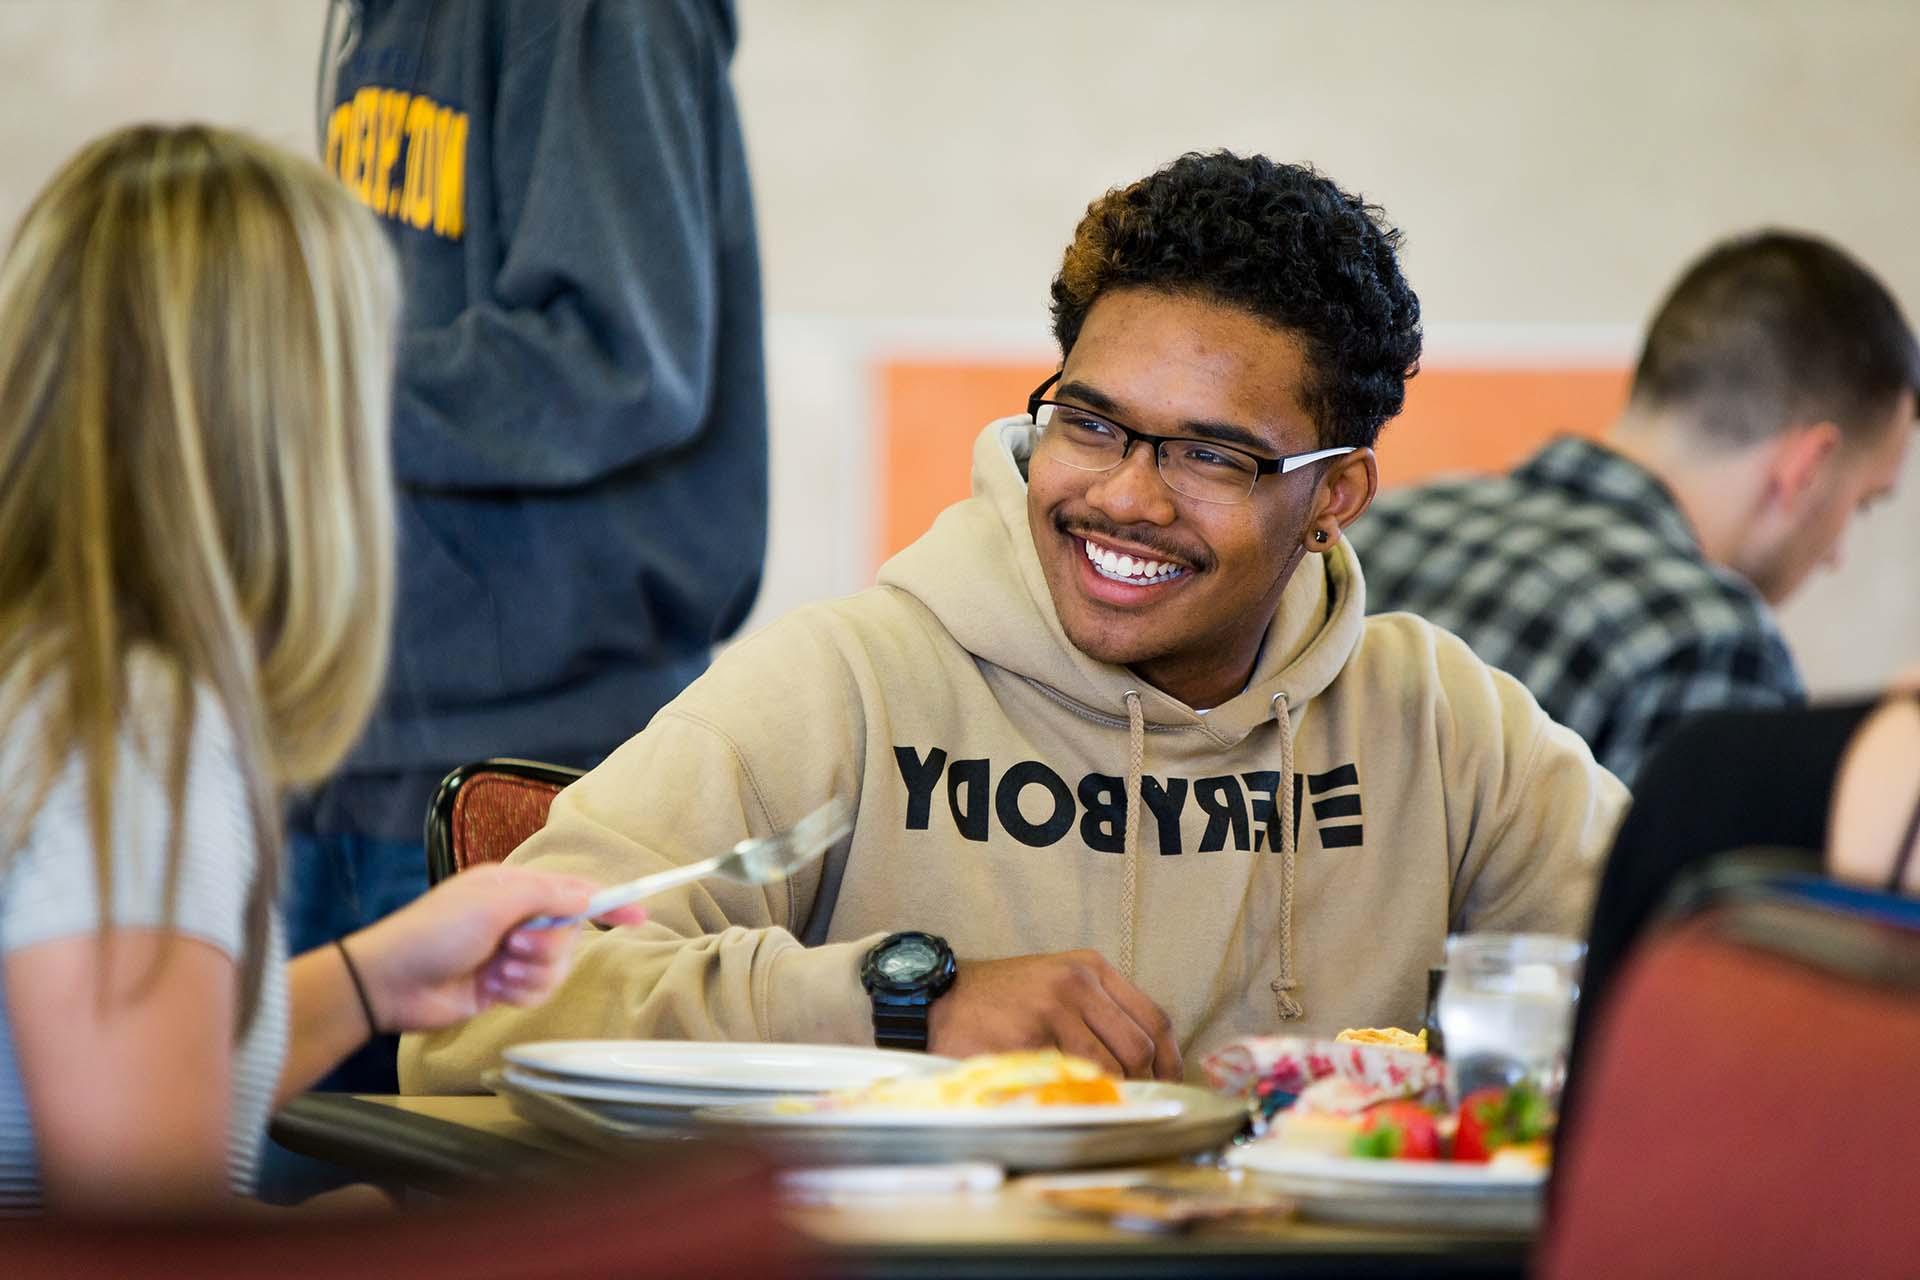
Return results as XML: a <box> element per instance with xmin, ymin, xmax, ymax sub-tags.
<box><xmin>1050</xmin><ymin>151</ymin><xmax>1422</xmax><ymax>450</ymax></box>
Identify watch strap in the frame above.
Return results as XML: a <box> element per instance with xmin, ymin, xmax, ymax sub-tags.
<box><xmin>870</xmin><ymin>999</ymin><xmax>932</xmax><ymax>1052</ymax></box>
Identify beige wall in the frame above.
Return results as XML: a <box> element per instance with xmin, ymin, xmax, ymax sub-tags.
<box><xmin>2</xmin><ymin>0</ymin><xmax>1915</xmax><ymax>696</ymax></box>
<box><xmin>741</xmin><ymin>0</ymin><xmax>1920</xmax><ymax>329</ymax></box>
<box><xmin>0</xmin><ymin>3</ymin><xmax>324</xmax><ymax>187</ymax></box>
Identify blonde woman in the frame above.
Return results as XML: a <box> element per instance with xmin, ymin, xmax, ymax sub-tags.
<box><xmin>0</xmin><ymin>124</ymin><xmax>640</xmax><ymax>1214</ymax></box>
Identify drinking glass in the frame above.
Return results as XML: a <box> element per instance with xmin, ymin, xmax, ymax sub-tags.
<box><xmin>1435</xmin><ymin>933</ymin><xmax>1584</xmax><ymax>1102</ymax></box>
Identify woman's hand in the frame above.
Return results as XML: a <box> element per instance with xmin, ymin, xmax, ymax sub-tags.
<box><xmin>343</xmin><ymin>865</ymin><xmax>646</xmax><ymax>1032</ymax></box>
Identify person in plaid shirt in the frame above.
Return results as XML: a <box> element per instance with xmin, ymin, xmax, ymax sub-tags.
<box><xmin>1348</xmin><ymin>232</ymin><xmax>1917</xmax><ymax>785</ymax></box>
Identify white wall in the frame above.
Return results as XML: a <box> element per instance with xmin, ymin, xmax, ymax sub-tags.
<box><xmin>0</xmin><ymin>3</ymin><xmax>325</xmax><ymax>174</ymax></box>
<box><xmin>1</xmin><ymin>0</ymin><xmax>1915</xmax><ymax>695</ymax></box>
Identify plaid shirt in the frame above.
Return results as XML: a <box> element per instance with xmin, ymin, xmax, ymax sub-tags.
<box><xmin>1346</xmin><ymin>437</ymin><xmax>1804</xmax><ymax>785</ymax></box>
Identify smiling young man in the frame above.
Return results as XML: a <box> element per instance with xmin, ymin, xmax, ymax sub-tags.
<box><xmin>403</xmin><ymin>152</ymin><xmax>1628</xmax><ymax>1091</ymax></box>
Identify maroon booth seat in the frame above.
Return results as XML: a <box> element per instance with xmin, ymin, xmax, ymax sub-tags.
<box><xmin>1541</xmin><ymin>892</ymin><xmax>1920</xmax><ymax>1279</ymax></box>
<box><xmin>0</xmin><ymin>1155</ymin><xmax>803</xmax><ymax>1280</ymax></box>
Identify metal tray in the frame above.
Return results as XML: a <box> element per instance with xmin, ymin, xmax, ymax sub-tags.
<box><xmin>491</xmin><ymin>1071</ymin><xmax>1248</xmax><ymax>1173</ymax></box>
<box><xmin>490</xmin><ymin>1070</ymin><xmax>708</xmax><ymax>1155</ymax></box>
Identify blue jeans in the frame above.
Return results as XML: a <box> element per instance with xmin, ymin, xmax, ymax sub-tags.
<box><xmin>282</xmin><ymin>830</ymin><xmax>431</xmax><ymax>1092</ymax></box>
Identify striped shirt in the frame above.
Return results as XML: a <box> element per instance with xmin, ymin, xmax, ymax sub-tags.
<box><xmin>1348</xmin><ymin>437</ymin><xmax>1804</xmax><ymax>785</ymax></box>
<box><xmin>0</xmin><ymin>668</ymin><xmax>288</xmax><ymax>1211</ymax></box>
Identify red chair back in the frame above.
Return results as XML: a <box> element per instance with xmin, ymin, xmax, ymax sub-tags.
<box><xmin>1541</xmin><ymin>896</ymin><xmax>1920</xmax><ymax>1279</ymax></box>
<box><xmin>0</xmin><ymin>1157</ymin><xmax>804</xmax><ymax>1280</ymax></box>
<box><xmin>425</xmin><ymin>759</ymin><xmax>583</xmax><ymax>885</ymax></box>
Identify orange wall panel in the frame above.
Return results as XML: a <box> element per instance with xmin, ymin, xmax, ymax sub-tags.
<box><xmin>1372</xmin><ymin>366</ymin><xmax>1630</xmax><ymax>490</ymax></box>
<box><xmin>877</xmin><ymin>361</ymin><xmax>1055</xmax><ymax>561</ymax></box>
<box><xmin>876</xmin><ymin>359</ymin><xmax>1632</xmax><ymax>562</ymax></box>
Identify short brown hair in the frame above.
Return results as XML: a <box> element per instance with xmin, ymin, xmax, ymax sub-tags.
<box><xmin>1631</xmin><ymin>231</ymin><xmax>1919</xmax><ymax>447</ymax></box>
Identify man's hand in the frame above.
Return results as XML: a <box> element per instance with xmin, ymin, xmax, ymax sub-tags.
<box><xmin>926</xmin><ymin>950</ymin><xmax>1182</xmax><ymax>1080</ymax></box>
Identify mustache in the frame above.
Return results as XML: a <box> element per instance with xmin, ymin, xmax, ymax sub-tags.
<box><xmin>1055</xmin><ymin>512</ymin><xmax>1211</xmax><ymax>571</ymax></box>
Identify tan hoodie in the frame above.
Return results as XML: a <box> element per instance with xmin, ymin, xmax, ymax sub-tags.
<box><xmin>404</xmin><ymin>421</ymin><xmax>1627</xmax><ymax>1091</ymax></box>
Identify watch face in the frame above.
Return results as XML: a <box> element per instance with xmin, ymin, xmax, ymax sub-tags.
<box><xmin>878</xmin><ymin>936</ymin><xmax>938</xmax><ymax>983</ymax></box>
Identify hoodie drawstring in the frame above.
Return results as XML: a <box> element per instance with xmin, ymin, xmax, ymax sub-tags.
<box><xmin>1115</xmin><ymin>688</ymin><xmax>1297</xmax><ymax>1017</ymax></box>
<box><xmin>1268</xmin><ymin>691</ymin><xmax>1303</xmax><ymax>1021</ymax></box>
<box><xmin>1120</xmin><ymin>690</ymin><xmax>1145</xmax><ymax>981</ymax></box>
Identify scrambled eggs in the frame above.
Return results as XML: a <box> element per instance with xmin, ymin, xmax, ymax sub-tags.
<box><xmin>829</xmin><ymin>1050</ymin><xmax>1123</xmax><ymax>1110</ymax></box>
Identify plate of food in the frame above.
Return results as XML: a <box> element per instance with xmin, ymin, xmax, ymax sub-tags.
<box><xmin>1201</xmin><ymin>1026</ymin><xmax>1445</xmax><ymax>1124</ymax></box>
<box><xmin>706</xmin><ymin>1052</ymin><xmax>1182</xmax><ymax>1128</ymax></box>
<box><xmin>1225</xmin><ymin>1073</ymin><xmax>1555</xmax><ymax>1233</ymax></box>
<box><xmin>694</xmin><ymin>1051</ymin><xmax>1249</xmax><ymax>1170</ymax></box>
<box><xmin>1227</xmin><ymin>1147</ymin><xmax>1543</xmax><ymax>1233</ymax></box>
<box><xmin>710</xmin><ymin>1098</ymin><xmax>1184</xmax><ymax>1128</ymax></box>
<box><xmin>1230</xmin><ymin>1146</ymin><xmax>1547</xmax><ymax>1190</ymax></box>
<box><xmin>1227</xmin><ymin>1146</ymin><xmax>1544</xmax><ymax>1233</ymax></box>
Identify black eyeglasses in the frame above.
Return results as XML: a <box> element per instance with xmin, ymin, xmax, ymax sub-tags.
<box><xmin>1025</xmin><ymin>372</ymin><xmax>1353</xmax><ymax>505</ymax></box>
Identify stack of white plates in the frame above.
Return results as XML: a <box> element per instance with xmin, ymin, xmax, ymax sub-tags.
<box><xmin>497</xmin><ymin>1040</ymin><xmax>949</xmax><ymax>1128</ymax></box>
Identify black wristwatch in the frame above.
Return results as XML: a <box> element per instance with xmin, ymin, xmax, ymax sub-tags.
<box><xmin>860</xmin><ymin>931</ymin><xmax>957</xmax><ymax>1051</ymax></box>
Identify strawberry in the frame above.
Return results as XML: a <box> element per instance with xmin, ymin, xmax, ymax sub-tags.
<box><xmin>1453</xmin><ymin>1083</ymin><xmax>1553</xmax><ymax>1162</ymax></box>
<box><xmin>1349</xmin><ymin>1101</ymin><xmax>1441</xmax><ymax>1160</ymax></box>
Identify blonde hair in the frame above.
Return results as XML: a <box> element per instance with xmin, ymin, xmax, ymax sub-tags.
<box><xmin>0</xmin><ymin>124</ymin><xmax>398</xmax><ymax>1025</ymax></box>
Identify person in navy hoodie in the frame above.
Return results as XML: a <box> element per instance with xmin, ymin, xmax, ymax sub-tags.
<box><xmin>297</xmin><ymin>0</ymin><xmax>768</xmax><ymax>1092</ymax></box>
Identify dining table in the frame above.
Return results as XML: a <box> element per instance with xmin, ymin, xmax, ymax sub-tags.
<box><xmin>270</xmin><ymin>1091</ymin><xmax>1532</xmax><ymax>1279</ymax></box>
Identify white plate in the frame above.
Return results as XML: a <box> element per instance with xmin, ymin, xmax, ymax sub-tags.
<box><xmin>1228</xmin><ymin>1146</ymin><xmax>1546</xmax><ymax>1189</ymax></box>
<box><xmin>701</xmin><ymin>1095</ymin><xmax>1185</xmax><ymax>1129</ymax></box>
<box><xmin>498</xmin><ymin>1065</ymin><xmax>781</xmax><ymax>1109</ymax></box>
<box><xmin>1226</xmin><ymin>1145</ymin><xmax>1544</xmax><ymax>1233</ymax></box>
<box><xmin>501</xmin><ymin>1040</ymin><xmax>950</xmax><ymax>1093</ymax></box>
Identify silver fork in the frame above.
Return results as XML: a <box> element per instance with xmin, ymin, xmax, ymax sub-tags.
<box><xmin>521</xmin><ymin>796</ymin><xmax>854</xmax><ymax>929</ymax></box>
